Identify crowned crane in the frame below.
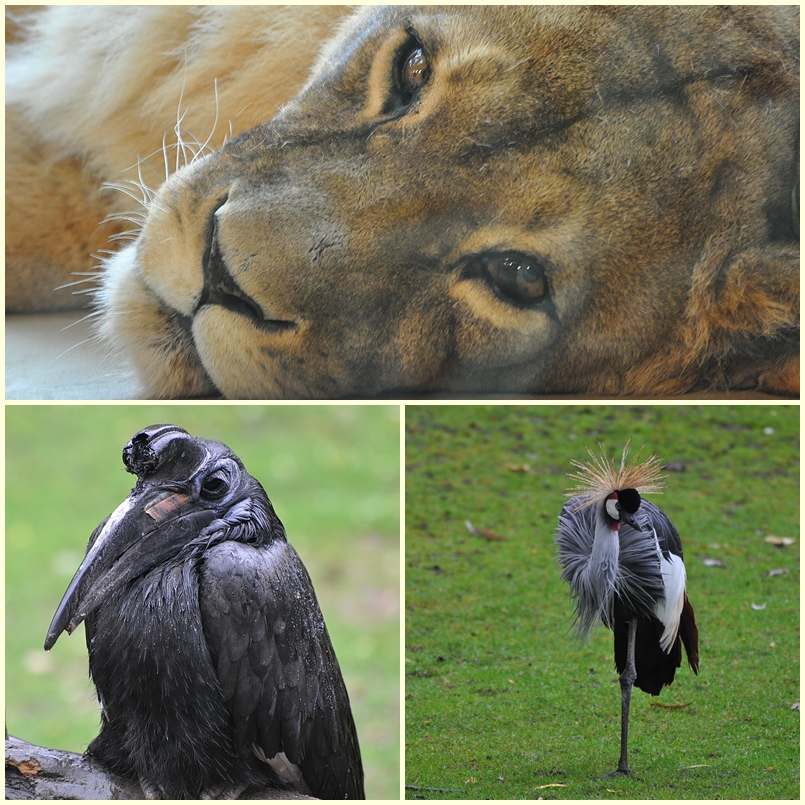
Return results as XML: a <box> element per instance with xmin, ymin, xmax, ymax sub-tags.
<box><xmin>556</xmin><ymin>446</ymin><xmax>699</xmax><ymax>778</ymax></box>
<box><xmin>45</xmin><ymin>424</ymin><xmax>365</xmax><ymax>799</ymax></box>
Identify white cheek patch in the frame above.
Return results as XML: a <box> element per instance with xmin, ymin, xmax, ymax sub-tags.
<box><xmin>605</xmin><ymin>498</ymin><xmax>619</xmax><ymax>520</ymax></box>
<box><xmin>654</xmin><ymin>552</ymin><xmax>687</xmax><ymax>653</ymax></box>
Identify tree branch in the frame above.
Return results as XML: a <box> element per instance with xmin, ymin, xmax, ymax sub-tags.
<box><xmin>5</xmin><ymin>736</ymin><xmax>314</xmax><ymax>800</ymax></box>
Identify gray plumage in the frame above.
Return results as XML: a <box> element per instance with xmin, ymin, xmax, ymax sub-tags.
<box><xmin>557</xmin><ymin>496</ymin><xmax>666</xmax><ymax>640</ymax></box>
<box><xmin>555</xmin><ymin>445</ymin><xmax>699</xmax><ymax>778</ymax></box>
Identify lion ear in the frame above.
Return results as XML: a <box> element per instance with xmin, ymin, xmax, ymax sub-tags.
<box><xmin>684</xmin><ymin>243</ymin><xmax>799</xmax><ymax>396</ymax></box>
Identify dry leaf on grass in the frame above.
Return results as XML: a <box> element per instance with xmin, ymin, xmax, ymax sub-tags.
<box><xmin>765</xmin><ymin>535</ymin><xmax>796</xmax><ymax>547</ymax></box>
<box><xmin>464</xmin><ymin>520</ymin><xmax>506</xmax><ymax>541</ymax></box>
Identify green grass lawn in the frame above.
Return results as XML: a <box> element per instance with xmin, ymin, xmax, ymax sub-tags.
<box><xmin>6</xmin><ymin>404</ymin><xmax>401</xmax><ymax>800</ymax></box>
<box><xmin>405</xmin><ymin>404</ymin><xmax>799</xmax><ymax>799</ymax></box>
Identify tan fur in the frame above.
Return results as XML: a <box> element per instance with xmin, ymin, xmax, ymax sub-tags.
<box><xmin>6</xmin><ymin>6</ymin><xmax>799</xmax><ymax>398</ymax></box>
<box><xmin>6</xmin><ymin>5</ymin><xmax>349</xmax><ymax>311</ymax></box>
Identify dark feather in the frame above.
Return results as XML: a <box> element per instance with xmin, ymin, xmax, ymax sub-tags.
<box><xmin>200</xmin><ymin>539</ymin><xmax>364</xmax><ymax>799</ymax></box>
<box><xmin>45</xmin><ymin>425</ymin><xmax>365</xmax><ymax>799</ymax></box>
<box><xmin>640</xmin><ymin>499</ymin><xmax>684</xmax><ymax>559</ymax></box>
<box><xmin>679</xmin><ymin>595</ymin><xmax>700</xmax><ymax>674</ymax></box>
<box><xmin>613</xmin><ymin>593</ymin><xmax>699</xmax><ymax>695</ymax></box>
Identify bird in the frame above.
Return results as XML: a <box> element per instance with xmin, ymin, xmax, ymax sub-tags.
<box><xmin>555</xmin><ymin>444</ymin><xmax>699</xmax><ymax>778</ymax></box>
<box><xmin>44</xmin><ymin>424</ymin><xmax>365</xmax><ymax>799</ymax></box>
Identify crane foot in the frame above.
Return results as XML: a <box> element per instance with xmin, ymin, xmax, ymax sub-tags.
<box><xmin>602</xmin><ymin>767</ymin><xmax>641</xmax><ymax>781</ymax></box>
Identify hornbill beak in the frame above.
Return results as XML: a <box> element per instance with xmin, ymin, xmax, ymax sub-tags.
<box><xmin>45</xmin><ymin>425</ymin><xmax>218</xmax><ymax>650</ymax></box>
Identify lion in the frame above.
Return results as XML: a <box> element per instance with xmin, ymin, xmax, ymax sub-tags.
<box><xmin>6</xmin><ymin>6</ymin><xmax>799</xmax><ymax>398</ymax></box>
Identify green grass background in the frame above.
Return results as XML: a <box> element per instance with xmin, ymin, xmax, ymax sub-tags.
<box><xmin>6</xmin><ymin>404</ymin><xmax>400</xmax><ymax>799</ymax></box>
<box><xmin>405</xmin><ymin>404</ymin><xmax>799</xmax><ymax>799</ymax></box>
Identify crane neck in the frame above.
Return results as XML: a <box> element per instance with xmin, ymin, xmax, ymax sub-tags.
<box><xmin>591</xmin><ymin>500</ymin><xmax>620</xmax><ymax>576</ymax></box>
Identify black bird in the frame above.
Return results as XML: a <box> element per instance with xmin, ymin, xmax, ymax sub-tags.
<box><xmin>44</xmin><ymin>424</ymin><xmax>365</xmax><ymax>799</ymax></box>
<box><xmin>556</xmin><ymin>446</ymin><xmax>699</xmax><ymax>778</ymax></box>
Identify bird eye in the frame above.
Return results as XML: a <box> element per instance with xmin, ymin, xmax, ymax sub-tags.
<box><xmin>468</xmin><ymin>252</ymin><xmax>549</xmax><ymax>306</ymax></box>
<box><xmin>383</xmin><ymin>33</ymin><xmax>430</xmax><ymax>115</ymax></box>
<box><xmin>201</xmin><ymin>473</ymin><xmax>229</xmax><ymax>500</ymax></box>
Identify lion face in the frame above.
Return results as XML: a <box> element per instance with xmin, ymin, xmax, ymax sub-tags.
<box><xmin>98</xmin><ymin>6</ymin><xmax>799</xmax><ymax>398</ymax></box>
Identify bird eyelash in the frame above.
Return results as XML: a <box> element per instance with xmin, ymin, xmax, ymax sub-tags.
<box><xmin>564</xmin><ymin>441</ymin><xmax>666</xmax><ymax>512</ymax></box>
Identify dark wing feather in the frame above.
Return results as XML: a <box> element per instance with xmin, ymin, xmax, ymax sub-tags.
<box><xmin>614</xmin><ymin>614</ymin><xmax>682</xmax><ymax>695</ymax></box>
<box><xmin>679</xmin><ymin>593</ymin><xmax>700</xmax><ymax>673</ymax></box>
<box><xmin>614</xmin><ymin>596</ymin><xmax>699</xmax><ymax>694</ymax></box>
<box><xmin>640</xmin><ymin>499</ymin><xmax>683</xmax><ymax>559</ymax></box>
<box><xmin>618</xmin><ymin>499</ymin><xmax>699</xmax><ymax>691</ymax></box>
<box><xmin>199</xmin><ymin>539</ymin><xmax>365</xmax><ymax>799</ymax></box>
<box><xmin>641</xmin><ymin>499</ymin><xmax>699</xmax><ymax>673</ymax></box>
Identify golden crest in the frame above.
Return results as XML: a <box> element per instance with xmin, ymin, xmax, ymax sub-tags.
<box><xmin>566</xmin><ymin>442</ymin><xmax>665</xmax><ymax>512</ymax></box>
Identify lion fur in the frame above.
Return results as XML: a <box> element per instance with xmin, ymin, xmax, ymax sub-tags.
<box><xmin>5</xmin><ymin>6</ymin><xmax>799</xmax><ymax>397</ymax></box>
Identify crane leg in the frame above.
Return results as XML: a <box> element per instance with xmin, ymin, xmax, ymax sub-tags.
<box><xmin>604</xmin><ymin>618</ymin><xmax>638</xmax><ymax>779</ymax></box>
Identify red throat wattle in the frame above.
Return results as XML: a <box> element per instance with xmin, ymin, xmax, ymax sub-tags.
<box><xmin>606</xmin><ymin>491</ymin><xmax>620</xmax><ymax>531</ymax></box>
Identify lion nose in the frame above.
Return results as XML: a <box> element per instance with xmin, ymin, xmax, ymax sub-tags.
<box><xmin>196</xmin><ymin>212</ymin><xmax>297</xmax><ymax>333</ymax></box>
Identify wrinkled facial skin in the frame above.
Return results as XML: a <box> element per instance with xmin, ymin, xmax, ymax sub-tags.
<box><xmin>98</xmin><ymin>5</ymin><xmax>799</xmax><ymax>399</ymax></box>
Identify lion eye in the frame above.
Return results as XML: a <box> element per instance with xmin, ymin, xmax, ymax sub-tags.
<box><xmin>383</xmin><ymin>34</ymin><xmax>430</xmax><ymax>115</ymax></box>
<box><xmin>401</xmin><ymin>46</ymin><xmax>429</xmax><ymax>93</ymax></box>
<box><xmin>471</xmin><ymin>253</ymin><xmax>549</xmax><ymax>305</ymax></box>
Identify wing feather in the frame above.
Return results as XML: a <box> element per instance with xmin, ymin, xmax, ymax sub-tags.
<box><xmin>199</xmin><ymin>539</ymin><xmax>364</xmax><ymax>799</ymax></box>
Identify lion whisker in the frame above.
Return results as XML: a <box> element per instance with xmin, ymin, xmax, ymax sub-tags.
<box><xmin>103</xmin><ymin>180</ymin><xmax>153</xmax><ymax>210</ymax></box>
<box><xmin>107</xmin><ymin>233</ymin><xmax>143</xmax><ymax>244</ymax></box>
<box><xmin>54</xmin><ymin>276</ymin><xmax>101</xmax><ymax>291</ymax></box>
<box><xmin>49</xmin><ymin>332</ymin><xmax>105</xmax><ymax>365</ymax></box>
<box><xmin>162</xmin><ymin>132</ymin><xmax>172</xmax><ymax>181</ymax></box>
<box><xmin>196</xmin><ymin>77</ymin><xmax>221</xmax><ymax>162</ymax></box>
<box><xmin>103</xmin><ymin>211</ymin><xmax>148</xmax><ymax>226</ymax></box>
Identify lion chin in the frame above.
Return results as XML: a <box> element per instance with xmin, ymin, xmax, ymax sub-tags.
<box><xmin>10</xmin><ymin>6</ymin><xmax>799</xmax><ymax>398</ymax></box>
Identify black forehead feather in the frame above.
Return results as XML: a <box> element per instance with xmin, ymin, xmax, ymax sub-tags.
<box><xmin>618</xmin><ymin>487</ymin><xmax>641</xmax><ymax>514</ymax></box>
